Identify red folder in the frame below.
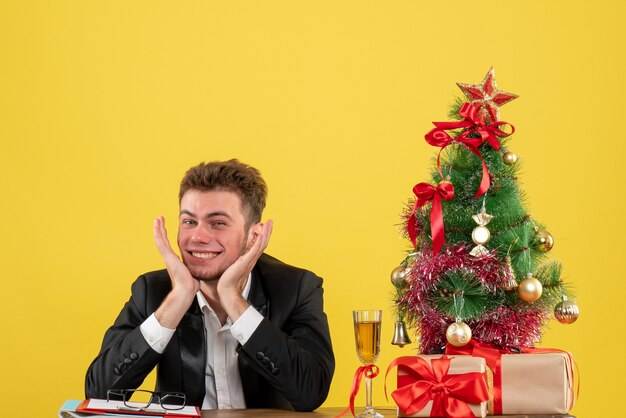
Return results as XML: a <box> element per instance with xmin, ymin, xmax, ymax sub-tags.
<box><xmin>76</xmin><ymin>399</ymin><xmax>201</xmax><ymax>418</ymax></box>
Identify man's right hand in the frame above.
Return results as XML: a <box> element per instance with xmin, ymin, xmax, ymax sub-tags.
<box><xmin>153</xmin><ymin>216</ymin><xmax>199</xmax><ymax>329</ymax></box>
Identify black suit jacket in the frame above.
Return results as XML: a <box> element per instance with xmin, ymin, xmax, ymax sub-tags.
<box><xmin>85</xmin><ymin>254</ymin><xmax>335</xmax><ymax>411</ymax></box>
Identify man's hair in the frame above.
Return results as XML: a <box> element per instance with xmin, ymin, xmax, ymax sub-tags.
<box><xmin>179</xmin><ymin>159</ymin><xmax>267</xmax><ymax>228</ymax></box>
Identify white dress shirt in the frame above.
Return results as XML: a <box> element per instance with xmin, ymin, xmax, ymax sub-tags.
<box><xmin>139</xmin><ymin>274</ymin><xmax>264</xmax><ymax>409</ymax></box>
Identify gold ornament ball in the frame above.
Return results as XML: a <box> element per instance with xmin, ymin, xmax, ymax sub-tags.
<box><xmin>446</xmin><ymin>321</ymin><xmax>472</xmax><ymax>347</ymax></box>
<box><xmin>554</xmin><ymin>299</ymin><xmax>580</xmax><ymax>324</ymax></box>
<box><xmin>518</xmin><ymin>276</ymin><xmax>543</xmax><ymax>302</ymax></box>
<box><xmin>535</xmin><ymin>230</ymin><xmax>554</xmax><ymax>252</ymax></box>
<box><xmin>471</xmin><ymin>225</ymin><xmax>491</xmax><ymax>245</ymax></box>
<box><xmin>503</xmin><ymin>151</ymin><xmax>518</xmax><ymax>165</ymax></box>
<box><xmin>391</xmin><ymin>265</ymin><xmax>408</xmax><ymax>287</ymax></box>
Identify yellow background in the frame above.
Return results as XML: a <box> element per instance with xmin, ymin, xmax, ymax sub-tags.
<box><xmin>1</xmin><ymin>1</ymin><xmax>624</xmax><ymax>416</ymax></box>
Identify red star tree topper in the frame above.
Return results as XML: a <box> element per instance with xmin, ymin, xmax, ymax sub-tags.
<box><xmin>456</xmin><ymin>67</ymin><xmax>518</xmax><ymax>123</ymax></box>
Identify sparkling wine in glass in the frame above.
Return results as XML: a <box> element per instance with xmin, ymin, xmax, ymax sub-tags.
<box><xmin>353</xmin><ymin>310</ymin><xmax>383</xmax><ymax>418</ymax></box>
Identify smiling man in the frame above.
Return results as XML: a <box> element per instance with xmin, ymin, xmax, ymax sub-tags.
<box><xmin>85</xmin><ymin>160</ymin><xmax>335</xmax><ymax>411</ymax></box>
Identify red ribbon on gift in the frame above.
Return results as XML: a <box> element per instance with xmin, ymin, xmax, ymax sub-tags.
<box><xmin>445</xmin><ymin>341</ymin><xmax>506</xmax><ymax>414</ymax></box>
<box><xmin>336</xmin><ymin>364</ymin><xmax>380</xmax><ymax>417</ymax></box>
<box><xmin>424</xmin><ymin>102</ymin><xmax>515</xmax><ymax>199</ymax></box>
<box><xmin>445</xmin><ymin>341</ymin><xmax>578</xmax><ymax>415</ymax></box>
<box><xmin>384</xmin><ymin>356</ymin><xmax>489</xmax><ymax>418</ymax></box>
<box><xmin>408</xmin><ymin>181</ymin><xmax>455</xmax><ymax>253</ymax></box>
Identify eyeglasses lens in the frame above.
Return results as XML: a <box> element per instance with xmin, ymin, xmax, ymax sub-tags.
<box><xmin>123</xmin><ymin>390</ymin><xmax>156</xmax><ymax>408</ymax></box>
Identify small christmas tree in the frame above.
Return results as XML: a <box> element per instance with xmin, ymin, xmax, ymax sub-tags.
<box><xmin>391</xmin><ymin>68</ymin><xmax>580</xmax><ymax>354</ymax></box>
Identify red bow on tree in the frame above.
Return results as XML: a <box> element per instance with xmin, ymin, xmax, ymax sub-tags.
<box><xmin>408</xmin><ymin>181</ymin><xmax>454</xmax><ymax>254</ymax></box>
<box><xmin>424</xmin><ymin>102</ymin><xmax>515</xmax><ymax>199</ymax></box>
<box><xmin>385</xmin><ymin>356</ymin><xmax>489</xmax><ymax>418</ymax></box>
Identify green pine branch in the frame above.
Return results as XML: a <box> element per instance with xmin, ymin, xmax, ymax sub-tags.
<box><xmin>432</xmin><ymin>269</ymin><xmax>497</xmax><ymax>320</ymax></box>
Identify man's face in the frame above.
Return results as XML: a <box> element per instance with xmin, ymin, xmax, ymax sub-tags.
<box><xmin>177</xmin><ymin>189</ymin><xmax>253</xmax><ymax>281</ymax></box>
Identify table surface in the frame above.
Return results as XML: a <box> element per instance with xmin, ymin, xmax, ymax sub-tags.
<box><xmin>200</xmin><ymin>407</ymin><xmax>575</xmax><ymax>417</ymax></box>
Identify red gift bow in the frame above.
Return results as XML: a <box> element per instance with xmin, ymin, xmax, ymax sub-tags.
<box><xmin>445</xmin><ymin>341</ymin><xmax>578</xmax><ymax>415</ymax></box>
<box><xmin>424</xmin><ymin>102</ymin><xmax>515</xmax><ymax>199</ymax></box>
<box><xmin>384</xmin><ymin>355</ymin><xmax>489</xmax><ymax>418</ymax></box>
<box><xmin>445</xmin><ymin>341</ymin><xmax>506</xmax><ymax>415</ymax></box>
<box><xmin>408</xmin><ymin>181</ymin><xmax>455</xmax><ymax>253</ymax></box>
<box><xmin>335</xmin><ymin>364</ymin><xmax>380</xmax><ymax>417</ymax></box>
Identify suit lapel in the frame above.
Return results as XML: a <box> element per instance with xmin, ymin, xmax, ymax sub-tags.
<box><xmin>247</xmin><ymin>266</ymin><xmax>269</xmax><ymax>317</ymax></box>
<box><xmin>177</xmin><ymin>299</ymin><xmax>206</xmax><ymax>407</ymax></box>
<box><xmin>240</xmin><ymin>260</ymin><xmax>269</xmax><ymax>406</ymax></box>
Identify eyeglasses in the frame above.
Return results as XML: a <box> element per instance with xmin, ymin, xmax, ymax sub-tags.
<box><xmin>106</xmin><ymin>389</ymin><xmax>186</xmax><ymax>411</ymax></box>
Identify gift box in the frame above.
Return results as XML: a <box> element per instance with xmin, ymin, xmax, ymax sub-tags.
<box><xmin>446</xmin><ymin>341</ymin><xmax>576</xmax><ymax>415</ymax></box>
<box><xmin>390</xmin><ymin>355</ymin><xmax>489</xmax><ymax>417</ymax></box>
<box><xmin>497</xmin><ymin>351</ymin><xmax>575</xmax><ymax>414</ymax></box>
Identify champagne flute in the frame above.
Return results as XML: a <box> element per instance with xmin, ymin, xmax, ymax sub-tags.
<box><xmin>353</xmin><ymin>310</ymin><xmax>383</xmax><ymax>418</ymax></box>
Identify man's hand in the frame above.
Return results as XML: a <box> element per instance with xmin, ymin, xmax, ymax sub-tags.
<box><xmin>215</xmin><ymin>220</ymin><xmax>273</xmax><ymax>322</ymax></box>
<box><xmin>153</xmin><ymin>216</ymin><xmax>199</xmax><ymax>328</ymax></box>
<box><xmin>154</xmin><ymin>216</ymin><xmax>200</xmax><ymax>294</ymax></box>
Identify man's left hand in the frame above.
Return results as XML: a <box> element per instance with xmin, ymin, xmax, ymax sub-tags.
<box><xmin>216</xmin><ymin>220</ymin><xmax>273</xmax><ymax>321</ymax></box>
